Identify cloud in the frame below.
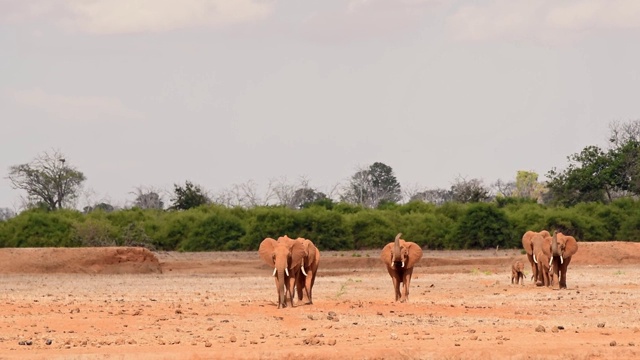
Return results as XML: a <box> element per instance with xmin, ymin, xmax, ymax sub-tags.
<box><xmin>446</xmin><ymin>0</ymin><xmax>640</xmax><ymax>43</ymax></box>
<box><xmin>0</xmin><ymin>0</ymin><xmax>274</xmax><ymax>34</ymax></box>
<box><xmin>8</xmin><ymin>88</ymin><xmax>143</xmax><ymax>122</ymax></box>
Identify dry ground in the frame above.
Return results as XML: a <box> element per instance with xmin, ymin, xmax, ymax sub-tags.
<box><xmin>1</xmin><ymin>242</ymin><xmax>640</xmax><ymax>359</ymax></box>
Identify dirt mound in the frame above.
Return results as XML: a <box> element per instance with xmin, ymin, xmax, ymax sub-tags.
<box><xmin>0</xmin><ymin>247</ymin><xmax>162</xmax><ymax>274</ymax></box>
<box><xmin>572</xmin><ymin>241</ymin><xmax>640</xmax><ymax>265</ymax></box>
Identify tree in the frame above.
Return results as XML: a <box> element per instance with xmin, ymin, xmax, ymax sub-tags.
<box><xmin>491</xmin><ymin>179</ymin><xmax>516</xmax><ymax>198</ymax></box>
<box><xmin>83</xmin><ymin>202</ymin><xmax>115</xmax><ymax>213</ymax></box>
<box><xmin>0</xmin><ymin>208</ymin><xmax>16</xmax><ymax>221</ymax></box>
<box><xmin>169</xmin><ymin>181</ymin><xmax>210</xmax><ymax>210</ymax></box>
<box><xmin>450</xmin><ymin>176</ymin><xmax>490</xmax><ymax>203</ymax></box>
<box><xmin>131</xmin><ymin>187</ymin><xmax>165</xmax><ymax>210</ymax></box>
<box><xmin>546</xmin><ymin>141</ymin><xmax>640</xmax><ymax>206</ymax></box>
<box><xmin>342</xmin><ymin>162</ymin><xmax>401</xmax><ymax>208</ymax></box>
<box><xmin>7</xmin><ymin>150</ymin><xmax>86</xmax><ymax>210</ymax></box>
<box><xmin>608</xmin><ymin>119</ymin><xmax>640</xmax><ymax>148</ymax></box>
<box><xmin>410</xmin><ymin>188</ymin><xmax>453</xmax><ymax>205</ymax></box>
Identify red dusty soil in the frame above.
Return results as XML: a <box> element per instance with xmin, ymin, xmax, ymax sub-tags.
<box><xmin>0</xmin><ymin>241</ymin><xmax>639</xmax><ymax>359</ymax></box>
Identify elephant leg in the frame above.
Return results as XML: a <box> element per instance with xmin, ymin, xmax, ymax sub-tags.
<box><xmin>295</xmin><ymin>274</ymin><xmax>305</xmax><ymax>302</ymax></box>
<box><xmin>287</xmin><ymin>276</ymin><xmax>296</xmax><ymax>308</ymax></box>
<box><xmin>275</xmin><ymin>276</ymin><xmax>285</xmax><ymax>309</ymax></box>
<box><xmin>305</xmin><ymin>270</ymin><xmax>314</xmax><ymax>304</ymax></box>
<box><xmin>527</xmin><ymin>254</ymin><xmax>536</xmax><ymax>282</ymax></box>
<box><xmin>401</xmin><ymin>269</ymin><xmax>413</xmax><ymax>302</ymax></box>
<box><xmin>559</xmin><ymin>258</ymin><xmax>571</xmax><ymax>289</ymax></box>
<box><xmin>391</xmin><ymin>275</ymin><xmax>401</xmax><ymax>301</ymax></box>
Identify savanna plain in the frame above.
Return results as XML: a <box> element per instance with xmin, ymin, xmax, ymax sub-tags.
<box><xmin>1</xmin><ymin>242</ymin><xmax>640</xmax><ymax>360</ymax></box>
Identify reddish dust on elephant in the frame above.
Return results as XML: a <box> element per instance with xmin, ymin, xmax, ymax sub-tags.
<box><xmin>1</xmin><ymin>242</ymin><xmax>640</xmax><ymax>359</ymax></box>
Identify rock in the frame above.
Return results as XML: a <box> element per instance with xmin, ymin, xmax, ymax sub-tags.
<box><xmin>328</xmin><ymin>311</ymin><xmax>337</xmax><ymax>316</ymax></box>
<box><xmin>610</xmin><ymin>341</ymin><xmax>617</xmax><ymax>347</ymax></box>
<box><xmin>535</xmin><ymin>325</ymin><xmax>545</xmax><ymax>333</ymax></box>
<box><xmin>597</xmin><ymin>323</ymin><xmax>605</xmax><ymax>328</ymax></box>
<box><xmin>552</xmin><ymin>327</ymin><xmax>559</xmax><ymax>333</ymax></box>
<box><xmin>328</xmin><ymin>339</ymin><xmax>337</xmax><ymax>346</ymax></box>
<box><xmin>205</xmin><ymin>342</ymin><xmax>212</xmax><ymax>347</ymax></box>
<box><xmin>45</xmin><ymin>339</ymin><xmax>53</xmax><ymax>345</ymax></box>
<box><xmin>390</xmin><ymin>333</ymin><xmax>398</xmax><ymax>340</ymax></box>
<box><xmin>230</xmin><ymin>335</ymin><xmax>237</xmax><ymax>343</ymax></box>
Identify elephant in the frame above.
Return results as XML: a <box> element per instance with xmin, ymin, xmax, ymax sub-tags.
<box><xmin>380</xmin><ymin>233</ymin><xmax>423</xmax><ymax>302</ymax></box>
<box><xmin>532</xmin><ymin>233</ymin><xmax>552</xmax><ymax>287</ymax></box>
<box><xmin>294</xmin><ymin>238</ymin><xmax>320</xmax><ymax>305</ymax></box>
<box><xmin>511</xmin><ymin>260</ymin><xmax>525</xmax><ymax>285</ymax></box>
<box><xmin>542</xmin><ymin>231</ymin><xmax>578</xmax><ymax>289</ymax></box>
<box><xmin>258</xmin><ymin>236</ymin><xmax>305</xmax><ymax>309</ymax></box>
<box><xmin>522</xmin><ymin>230</ymin><xmax>551</xmax><ymax>283</ymax></box>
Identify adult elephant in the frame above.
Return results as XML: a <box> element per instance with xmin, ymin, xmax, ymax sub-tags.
<box><xmin>294</xmin><ymin>238</ymin><xmax>320</xmax><ymax>305</ymax></box>
<box><xmin>380</xmin><ymin>233</ymin><xmax>423</xmax><ymax>302</ymax></box>
<box><xmin>532</xmin><ymin>233</ymin><xmax>552</xmax><ymax>287</ymax></box>
<box><xmin>543</xmin><ymin>231</ymin><xmax>578</xmax><ymax>289</ymax></box>
<box><xmin>522</xmin><ymin>230</ymin><xmax>551</xmax><ymax>283</ymax></box>
<box><xmin>258</xmin><ymin>236</ymin><xmax>305</xmax><ymax>309</ymax></box>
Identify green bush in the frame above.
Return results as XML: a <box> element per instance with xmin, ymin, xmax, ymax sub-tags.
<box><xmin>0</xmin><ymin>209</ymin><xmax>81</xmax><ymax>247</ymax></box>
<box><xmin>450</xmin><ymin>203</ymin><xmax>514</xmax><ymax>249</ymax></box>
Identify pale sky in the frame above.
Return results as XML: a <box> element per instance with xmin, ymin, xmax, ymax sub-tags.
<box><xmin>2</xmin><ymin>0</ymin><xmax>640</xmax><ymax>209</ymax></box>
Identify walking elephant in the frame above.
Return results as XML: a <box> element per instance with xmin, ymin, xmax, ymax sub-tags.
<box><xmin>258</xmin><ymin>236</ymin><xmax>305</xmax><ymax>308</ymax></box>
<box><xmin>532</xmin><ymin>233</ymin><xmax>552</xmax><ymax>287</ymax></box>
<box><xmin>380</xmin><ymin>233</ymin><xmax>423</xmax><ymax>302</ymax></box>
<box><xmin>294</xmin><ymin>238</ymin><xmax>320</xmax><ymax>305</ymax></box>
<box><xmin>522</xmin><ymin>230</ymin><xmax>551</xmax><ymax>283</ymax></box>
<box><xmin>543</xmin><ymin>231</ymin><xmax>578</xmax><ymax>289</ymax></box>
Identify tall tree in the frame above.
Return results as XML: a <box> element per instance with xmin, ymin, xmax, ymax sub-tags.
<box><xmin>342</xmin><ymin>162</ymin><xmax>401</xmax><ymax>208</ymax></box>
<box><xmin>7</xmin><ymin>150</ymin><xmax>86</xmax><ymax>210</ymax></box>
<box><xmin>450</xmin><ymin>176</ymin><xmax>490</xmax><ymax>203</ymax></box>
<box><xmin>169</xmin><ymin>181</ymin><xmax>210</xmax><ymax>210</ymax></box>
<box><xmin>131</xmin><ymin>187</ymin><xmax>165</xmax><ymax>210</ymax></box>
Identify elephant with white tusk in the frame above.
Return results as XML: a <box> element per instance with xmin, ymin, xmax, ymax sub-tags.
<box><xmin>521</xmin><ymin>230</ymin><xmax>551</xmax><ymax>284</ymax></box>
<box><xmin>258</xmin><ymin>236</ymin><xmax>305</xmax><ymax>309</ymax></box>
<box><xmin>380</xmin><ymin>233</ymin><xmax>423</xmax><ymax>302</ymax></box>
<box><xmin>294</xmin><ymin>237</ymin><xmax>320</xmax><ymax>305</ymax></box>
<box><xmin>542</xmin><ymin>231</ymin><xmax>579</xmax><ymax>289</ymax></box>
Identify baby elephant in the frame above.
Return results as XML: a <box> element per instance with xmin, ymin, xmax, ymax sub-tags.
<box><xmin>511</xmin><ymin>260</ymin><xmax>525</xmax><ymax>285</ymax></box>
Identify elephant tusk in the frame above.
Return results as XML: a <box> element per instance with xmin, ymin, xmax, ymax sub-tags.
<box><xmin>285</xmin><ymin>268</ymin><xmax>289</xmax><ymax>277</ymax></box>
<box><xmin>533</xmin><ymin>254</ymin><xmax>538</xmax><ymax>264</ymax></box>
<box><xmin>272</xmin><ymin>268</ymin><xmax>277</xmax><ymax>277</ymax></box>
<box><xmin>560</xmin><ymin>255</ymin><xmax>564</xmax><ymax>265</ymax></box>
<box><xmin>549</xmin><ymin>257</ymin><xmax>553</xmax><ymax>267</ymax></box>
<box><xmin>301</xmin><ymin>265</ymin><xmax>307</xmax><ymax>276</ymax></box>
<box><xmin>401</xmin><ymin>261</ymin><xmax>405</xmax><ymax>268</ymax></box>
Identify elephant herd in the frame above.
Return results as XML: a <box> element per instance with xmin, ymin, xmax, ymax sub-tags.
<box><xmin>258</xmin><ymin>230</ymin><xmax>577</xmax><ymax>309</ymax></box>
<box><xmin>520</xmin><ymin>230</ymin><xmax>579</xmax><ymax>289</ymax></box>
<box><xmin>258</xmin><ymin>233</ymin><xmax>422</xmax><ymax>308</ymax></box>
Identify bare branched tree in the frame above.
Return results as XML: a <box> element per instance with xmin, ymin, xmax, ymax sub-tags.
<box><xmin>410</xmin><ymin>188</ymin><xmax>453</xmax><ymax>205</ymax></box>
<box><xmin>131</xmin><ymin>186</ymin><xmax>165</xmax><ymax>210</ymax></box>
<box><xmin>609</xmin><ymin>119</ymin><xmax>640</xmax><ymax>148</ymax></box>
<box><xmin>492</xmin><ymin>179</ymin><xmax>516</xmax><ymax>198</ymax></box>
<box><xmin>0</xmin><ymin>207</ymin><xmax>16</xmax><ymax>221</ymax></box>
<box><xmin>213</xmin><ymin>180</ymin><xmax>268</xmax><ymax>208</ymax></box>
<box><xmin>450</xmin><ymin>175</ymin><xmax>490</xmax><ymax>203</ymax></box>
<box><xmin>7</xmin><ymin>150</ymin><xmax>86</xmax><ymax>210</ymax></box>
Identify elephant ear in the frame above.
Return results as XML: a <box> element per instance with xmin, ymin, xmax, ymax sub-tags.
<box><xmin>289</xmin><ymin>240</ymin><xmax>306</xmax><ymax>269</ymax></box>
<box><xmin>304</xmin><ymin>240</ymin><xmax>318</xmax><ymax>265</ymax></box>
<box><xmin>521</xmin><ymin>231</ymin><xmax>535</xmax><ymax>256</ymax></box>
<box><xmin>380</xmin><ymin>242</ymin><xmax>394</xmax><ymax>267</ymax></box>
<box><xmin>258</xmin><ymin>238</ymin><xmax>278</xmax><ymax>267</ymax></box>
<box><xmin>564</xmin><ymin>235</ymin><xmax>579</xmax><ymax>257</ymax></box>
<box><xmin>404</xmin><ymin>241</ymin><xmax>423</xmax><ymax>268</ymax></box>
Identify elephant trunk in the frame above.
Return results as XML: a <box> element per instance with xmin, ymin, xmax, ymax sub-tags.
<box><xmin>393</xmin><ymin>233</ymin><xmax>402</xmax><ymax>262</ymax></box>
<box><xmin>276</xmin><ymin>267</ymin><xmax>286</xmax><ymax>308</ymax></box>
<box><xmin>552</xmin><ymin>232</ymin><xmax>563</xmax><ymax>264</ymax></box>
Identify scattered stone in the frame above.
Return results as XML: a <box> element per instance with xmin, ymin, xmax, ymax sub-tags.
<box><xmin>205</xmin><ymin>342</ymin><xmax>212</xmax><ymax>347</ymax></box>
<box><xmin>470</xmin><ymin>336</ymin><xmax>478</xmax><ymax>341</ymax></box>
<box><xmin>455</xmin><ymin>343</ymin><xmax>460</xmax><ymax>346</ymax></box>
<box><xmin>552</xmin><ymin>327</ymin><xmax>559</xmax><ymax>333</ymax></box>
<box><xmin>175</xmin><ymin>309</ymin><xmax>183</xmax><ymax>315</ymax></box>
<box><xmin>230</xmin><ymin>335</ymin><xmax>237</xmax><ymax>343</ymax></box>
<box><xmin>597</xmin><ymin>323</ymin><xmax>605</xmax><ymax>328</ymax></box>
<box><xmin>535</xmin><ymin>325</ymin><xmax>545</xmax><ymax>333</ymax></box>
<box><xmin>307</xmin><ymin>315</ymin><xmax>315</xmax><ymax>320</ymax></box>
<box><xmin>207</xmin><ymin>326</ymin><xmax>213</xmax><ymax>331</ymax></box>
<box><xmin>610</xmin><ymin>341</ymin><xmax>617</xmax><ymax>347</ymax></box>
<box><xmin>328</xmin><ymin>311</ymin><xmax>337</xmax><ymax>317</ymax></box>
<box><xmin>328</xmin><ymin>339</ymin><xmax>337</xmax><ymax>346</ymax></box>
<box><xmin>250</xmin><ymin>340</ymin><xmax>258</xmax><ymax>345</ymax></box>
<box><xmin>629</xmin><ymin>342</ymin><xmax>635</xmax><ymax>347</ymax></box>
<box><xmin>390</xmin><ymin>333</ymin><xmax>398</xmax><ymax>340</ymax></box>
<box><xmin>557</xmin><ymin>326</ymin><xmax>565</xmax><ymax>330</ymax></box>
<box><xmin>45</xmin><ymin>339</ymin><xmax>53</xmax><ymax>345</ymax></box>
